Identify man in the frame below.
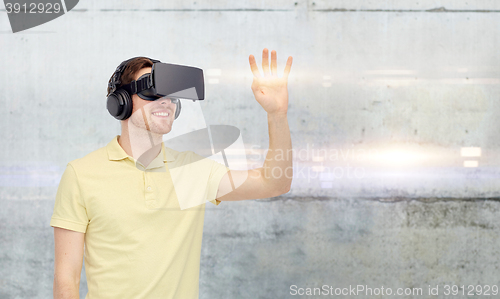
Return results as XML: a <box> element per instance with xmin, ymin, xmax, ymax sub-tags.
<box><xmin>51</xmin><ymin>48</ymin><xmax>293</xmax><ymax>298</ymax></box>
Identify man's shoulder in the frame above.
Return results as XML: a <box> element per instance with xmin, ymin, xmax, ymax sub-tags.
<box><xmin>165</xmin><ymin>147</ymin><xmax>209</xmax><ymax>165</ymax></box>
<box><xmin>164</xmin><ymin>147</ymin><xmax>226</xmax><ymax>175</ymax></box>
<box><xmin>67</xmin><ymin>144</ymin><xmax>109</xmax><ymax>171</ymax></box>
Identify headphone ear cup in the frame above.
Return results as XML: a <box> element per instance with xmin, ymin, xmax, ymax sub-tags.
<box><xmin>107</xmin><ymin>89</ymin><xmax>133</xmax><ymax>120</ymax></box>
<box><xmin>107</xmin><ymin>92</ymin><xmax>123</xmax><ymax>119</ymax></box>
<box><xmin>119</xmin><ymin>90</ymin><xmax>133</xmax><ymax>120</ymax></box>
<box><xmin>174</xmin><ymin>100</ymin><xmax>181</xmax><ymax>119</ymax></box>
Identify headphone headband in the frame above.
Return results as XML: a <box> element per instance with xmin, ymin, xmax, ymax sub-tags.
<box><xmin>107</xmin><ymin>57</ymin><xmax>161</xmax><ymax>97</ymax></box>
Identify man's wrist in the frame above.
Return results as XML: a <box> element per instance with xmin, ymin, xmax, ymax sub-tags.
<box><xmin>267</xmin><ymin>111</ymin><xmax>288</xmax><ymax>121</ymax></box>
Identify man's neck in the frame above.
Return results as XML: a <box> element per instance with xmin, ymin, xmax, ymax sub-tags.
<box><xmin>119</xmin><ymin>124</ymin><xmax>163</xmax><ymax>167</ymax></box>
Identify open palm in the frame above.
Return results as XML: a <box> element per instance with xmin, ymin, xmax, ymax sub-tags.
<box><xmin>249</xmin><ymin>48</ymin><xmax>293</xmax><ymax>115</ymax></box>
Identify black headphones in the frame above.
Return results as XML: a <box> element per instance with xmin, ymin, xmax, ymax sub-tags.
<box><xmin>106</xmin><ymin>57</ymin><xmax>181</xmax><ymax>120</ymax></box>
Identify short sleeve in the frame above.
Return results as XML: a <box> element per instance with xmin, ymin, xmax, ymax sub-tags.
<box><xmin>50</xmin><ymin>163</ymin><xmax>89</xmax><ymax>233</ymax></box>
<box><xmin>207</xmin><ymin>161</ymin><xmax>229</xmax><ymax>206</ymax></box>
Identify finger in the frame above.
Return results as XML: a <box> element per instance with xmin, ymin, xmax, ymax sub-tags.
<box><xmin>283</xmin><ymin>56</ymin><xmax>293</xmax><ymax>80</ymax></box>
<box><xmin>271</xmin><ymin>50</ymin><xmax>277</xmax><ymax>76</ymax></box>
<box><xmin>248</xmin><ymin>55</ymin><xmax>261</xmax><ymax>77</ymax></box>
<box><xmin>262</xmin><ymin>48</ymin><xmax>270</xmax><ymax>77</ymax></box>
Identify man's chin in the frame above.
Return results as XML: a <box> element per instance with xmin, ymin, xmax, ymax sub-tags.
<box><xmin>150</xmin><ymin>126</ymin><xmax>173</xmax><ymax>135</ymax></box>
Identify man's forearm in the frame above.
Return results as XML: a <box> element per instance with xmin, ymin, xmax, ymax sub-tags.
<box><xmin>261</xmin><ymin>112</ymin><xmax>293</xmax><ymax>194</ymax></box>
<box><xmin>54</xmin><ymin>277</ymin><xmax>80</xmax><ymax>299</ymax></box>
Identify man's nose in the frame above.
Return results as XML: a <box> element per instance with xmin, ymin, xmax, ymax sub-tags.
<box><xmin>158</xmin><ymin>97</ymin><xmax>172</xmax><ymax>104</ymax></box>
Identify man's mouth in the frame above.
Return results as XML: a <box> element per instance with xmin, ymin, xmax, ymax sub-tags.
<box><xmin>152</xmin><ymin>111</ymin><xmax>170</xmax><ymax>117</ymax></box>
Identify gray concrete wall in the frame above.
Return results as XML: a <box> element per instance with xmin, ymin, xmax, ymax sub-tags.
<box><xmin>1</xmin><ymin>0</ymin><xmax>500</xmax><ymax>298</ymax></box>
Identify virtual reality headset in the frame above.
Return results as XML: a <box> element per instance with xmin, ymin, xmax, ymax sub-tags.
<box><xmin>118</xmin><ymin>61</ymin><xmax>205</xmax><ymax>101</ymax></box>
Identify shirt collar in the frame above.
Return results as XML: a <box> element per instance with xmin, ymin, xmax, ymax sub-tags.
<box><xmin>162</xmin><ymin>143</ymin><xmax>176</xmax><ymax>162</ymax></box>
<box><xmin>106</xmin><ymin>136</ymin><xmax>128</xmax><ymax>161</ymax></box>
<box><xmin>107</xmin><ymin>135</ymin><xmax>176</xmax><ymax>163</ymax></box>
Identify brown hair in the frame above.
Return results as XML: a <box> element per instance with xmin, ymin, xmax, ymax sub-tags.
<box><xmin>107</xmin><ymin>57</ymin><xmax>154</xmax><ymax>96</ymax></box>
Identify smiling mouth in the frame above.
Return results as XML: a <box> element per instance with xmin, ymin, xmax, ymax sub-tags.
<box><xmin>152</xmin><ymin>112</ymin><xmax>170</xmax><ymax>117</ymax></box>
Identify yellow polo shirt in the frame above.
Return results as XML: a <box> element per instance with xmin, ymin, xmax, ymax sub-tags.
<box><xmin>50</xmin><ymin>136</ymin><xmax>228</xmax><ymax>299</ymax></box>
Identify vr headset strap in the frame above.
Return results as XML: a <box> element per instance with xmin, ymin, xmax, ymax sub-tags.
<box><xmin>108</xmin><ymin>57</ymin><xmax>160</xmax><ymax>95</ymax></box>
<box><xmin>120</xmin><ymin>76</ymin><xmax>152</xmax><ymax>95</ymax></box>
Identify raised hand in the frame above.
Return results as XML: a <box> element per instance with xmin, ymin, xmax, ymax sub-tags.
<box><xmin>249</xmin><ymin>48</ymin><xmax>293</xmax><ymax>116</ymax></box>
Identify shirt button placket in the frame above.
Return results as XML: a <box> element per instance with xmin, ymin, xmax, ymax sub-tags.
<box><xmin>145</xmin><ymin>173</ymin><xmax>151</xmax><ymax>194</ymax></box>
<box><xmin>144</xmin><ymin>172</ymin><xmax>156</xmax><ymax>208</ymax></box>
